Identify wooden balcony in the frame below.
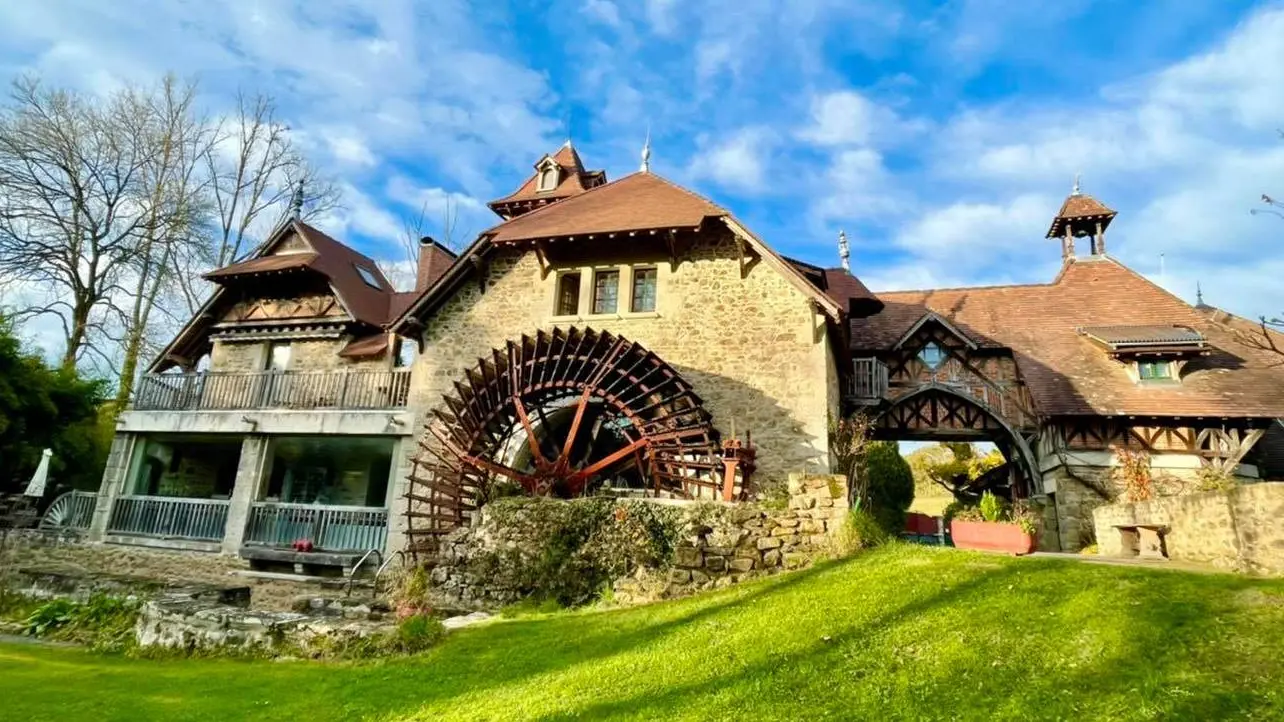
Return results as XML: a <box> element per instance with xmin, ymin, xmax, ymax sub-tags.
<box><xmin>132</xmin><ymin>369</ymin><xmax>411</xmax><ymax>412</ymax></box>
<box><xmin>847</xmin><ymin>357</ymin><xmax>889</xmax><ymax>403</ymax></box>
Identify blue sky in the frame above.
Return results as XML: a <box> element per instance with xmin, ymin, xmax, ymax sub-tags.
<box><xmin>2</xmin><ymin>0</ymin><xmax>1283</xmax><ymax>326</ymax></box>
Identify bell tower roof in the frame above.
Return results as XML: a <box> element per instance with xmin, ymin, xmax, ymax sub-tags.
<box><xmin>1045</xmin><ymin>179</ymin><xmax>1117</xmax><ymax>239</ymax></box>
<box><xmin>487</xmin><ymin>141</ymin><xmax>607</xmax><ymax>220</ymax></box>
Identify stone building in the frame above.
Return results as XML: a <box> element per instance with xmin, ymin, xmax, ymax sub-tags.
<box><xmin>62</xmin><ymin>145</ymin><xmax>1284</xmax><ymax>573</ymax></box>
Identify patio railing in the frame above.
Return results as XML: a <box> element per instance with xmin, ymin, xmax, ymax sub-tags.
<box><xmin>106</xmin><ymin>495</ymin><xmax>229</xmax><ymax>542</ymax></box>
<box><xmin>132</xmin><ymin>369</ymin><xmax>411</xmax><ymax>412</ymax></box>
<box><xmin>243</xmin><ymin>502</ymin><xmax>388</xmax><ymax>553</ymax></box>
<box><xmin>39</xmin><ymin>490</ymin><xmax>99</xmax><ymax>530</ymax></box>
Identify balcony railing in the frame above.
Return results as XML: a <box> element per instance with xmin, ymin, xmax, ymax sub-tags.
<box><xmin>243</xmin><ymin>502</ymin><xmax>388</xmax><ymax>553</ymax></box>
<box><xmin>847</xmin><ymin>357</ymin><xmax>889</xmax><ymax>401</ymax></box>
<box><xmin>107</xmin><ymin>495</ymin><xmax>229</xmax><ymax>542</ymax></box>
<box><xmin>133</xmin><ymin>369</ymin><xmax>411</xmax><ymax>411</ymax></box>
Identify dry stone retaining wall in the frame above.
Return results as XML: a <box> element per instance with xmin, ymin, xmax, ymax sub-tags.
<box><xmin>431</xmin><ymin>474</ymin><xmax>849</xmax><ymax>609</ymax></box>
<box><xmin>1092</xmin><ymin>481</ymin><xmax>1284</xmax><ymax>574</ymax></box>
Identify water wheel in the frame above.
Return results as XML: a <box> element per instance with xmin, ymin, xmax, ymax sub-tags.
<box><xmin>404</xmin><ymin>327</ymin><xmax>725</xmax><ymax>558</ymax></box>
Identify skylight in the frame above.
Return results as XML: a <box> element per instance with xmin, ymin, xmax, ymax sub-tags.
<box><xmin>355</xmin><ymin>265</ymin><xmax>382</xmax><ymax>289</ymax></box>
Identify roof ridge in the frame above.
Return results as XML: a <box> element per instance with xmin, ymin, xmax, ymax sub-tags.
<box><xmin>876</xmin><ymin>279</ymin><xmax>1055</xmax><ymax>296</ymax></box>
<box><xmin>642</xmin><ymin>172</ymin><xmax>729</xmax><ymax>214</ymax></box>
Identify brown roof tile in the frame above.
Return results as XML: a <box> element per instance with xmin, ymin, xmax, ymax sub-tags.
<box><xmin>292</xmin><ymin>221</ymin><xmax>394</xmax><ymax>327</ymax></box>
<box><xmin>487</xmin><ymin>172</ymin><xmax>726</xmax><ymax>244</ymax></box>
<box><xmin>488</xmin><ymin>142</ymin><xmax>607</xmax><ymax>211</ymax></box>
<box><xmin>854</xmin><ymin>257</ymin><xmax>1284</xmax><ymax>418</ymax></box>
<box><xmin>1046</xmin><ymin>192</ymin><xmax>1117</xmax><ymax>238</ymax></box>
<box><xmin>203</xmin><ymin>252</ymin><xmax>319</xmax><ymax>279</ymax></box>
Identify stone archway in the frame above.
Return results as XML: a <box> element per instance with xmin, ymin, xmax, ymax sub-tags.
<box><xmin>404</xmin><ymin>327</ymin><xmax>726</xmax><ymax>557</ymax></box>
<box><xmin>871</xmin><ymin>383</ymin><xmax>1041</xmax><ymax>496</ymax></box>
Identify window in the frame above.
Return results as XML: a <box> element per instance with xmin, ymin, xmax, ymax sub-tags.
<box><xmin>1138</xmin><ymin>361</ymin><xmax>1173</xmax><ymax>380</ymax></box>
<box><xmin>355</xmin><ymin>264</ymin><xmax>382</xmax><ymax>289</ymax></box>
<box><xmin>263</xmin><ymin>436</ymin><xmax>394</xmax><ymax>507</ymax></box>
<box><xmin>631</xmin><ymin>267</ymin><xmax>657</xmax><ymax>313</ymax></box>
<box><xmin>394</xmin><ymin>337</ymin><xmax>416</xmax><ymax>368</ymax></box>
<box><xmin>918</xmin><ymin>342</ymin><xmax>946</xmax><ymax>370</ymax></box>
<box><xmin>556</xmin><ymin>272</ymin><xmax>581</xmax><ymax>316</ymax></box>
<box><xmin>266</xmin><ymin>342</ymin><xmax>291</xmax><ymax>371</ymax></box>
<box><xmin>537</xmin><ymin>164</ymin><xmax>559</xmax><ymax>192</ymax></box>
<box><xmin>592</xmin><ymin>270</ymin><xmax>620</xmax><ymax>315</ymax></box>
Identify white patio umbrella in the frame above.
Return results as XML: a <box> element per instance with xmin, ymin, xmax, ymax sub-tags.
<box><xmin>24</xmin><ymin>448</ymin><xmax>53</xmax><ymax>498</ymax></box>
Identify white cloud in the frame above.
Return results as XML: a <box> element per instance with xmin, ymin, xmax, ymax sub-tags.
<box><xmin>581</xmin><ymin>0</ymin><xmax>623</xmax><ymax>28</ymax></box>
<box><xmin>799</xmin><ymin>91</ymin><xmax>907</xmax><ymax>147</ymax></box>
<box><xmin>688</xmin><ymin>128</ymin><xmax>775</xmax><ymax>193</ymax></box>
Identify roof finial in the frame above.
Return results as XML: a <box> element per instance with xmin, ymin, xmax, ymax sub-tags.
<box><xmin>1071</xmin><ymin>173</ymin><xmax>1081</xmax><ymax>196</ymax></box>
<box><xmin>290</xmin><ymin>179</ymin><xmax>305</xmax><ymax>220</ymax></box>
<box><xmin>1196</xmin><ymin>281</ymin><xmax>1204</xmax><ymax>306</ymax></box>
<box><xmin>640</xmin><ymin>126</ymin><xmax>652</xmax><ymax>173</ymax></box>
<box><xmin>838</xmin><ymin>229</ymin><xmax>850</xmax><ymax>273</ymax></box>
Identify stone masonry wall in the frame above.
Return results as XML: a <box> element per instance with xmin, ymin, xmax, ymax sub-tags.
<box><xmin>1092</xmin><ymin>482</ymin><xmax>1284</xmax><ymax>575</ymax></box>
<box><xmin>211</xmin><ymin>338</ymin><xmax>389</xmax><ymax>373</ymax></box>
<box><xmin>406</xmin><ymin>231</ymin><xmax>838</xmax><ymax>496</ymax></box>
<box><xmin>430</xmin><ymin>473</ymin><xmax>849</xmax><ymax>608</ymax></box>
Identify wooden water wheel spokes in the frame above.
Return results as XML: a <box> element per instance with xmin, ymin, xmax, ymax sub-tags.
<box><xmin>404</xmin><ymin>327</ymin><xmax>726</xmax><ymax>558</ymax></box>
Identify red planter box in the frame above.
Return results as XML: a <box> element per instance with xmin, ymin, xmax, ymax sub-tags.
<box><xmin>949</xmin><ymin>520</ymin><xmax>1035</xmax><ymax>555</ymax></box>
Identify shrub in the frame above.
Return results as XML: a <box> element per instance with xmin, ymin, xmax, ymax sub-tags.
<box><xmin>23</xmin><ymin>595</ymin><xmax>140</xmax><ymax>652</ymax></box>
<box><xmin>978</xmin><ymin>491</ymin><xmax>1003</xmax><ymax>523</ymax></box>
<box><xmin>388</xmin><ymin>614</ymin><xmax>446</xmax><ymax>655</ymax></box>
<box><xmin>834</xmin><ymin>508</ymin><xmax>890</xmax><ymax>555</ymax></box>
<box><xmin>1196</xmin><ymin>466</ymin><xmax>1236</xmax><ymax>493</ymax></box>
<box><xmin>467</xmin><ymin>498</ymin><xmax>685</xmax><ymax>607</ymax></box>
<box><xmin>864</xmin><ymin>441</ymin><xmax>915</xmax><ymax>532</ymax></box>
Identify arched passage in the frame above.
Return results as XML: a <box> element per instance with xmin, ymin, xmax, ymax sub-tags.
<box><xmin>870</xmin><ymin>383</ymin><xmax>1041</xmax><ymax>497</ymax></box>
<box><xmin>404</xmin><ymin>327</ymin><xmax>726</xmax><ymax>555</ymax></box>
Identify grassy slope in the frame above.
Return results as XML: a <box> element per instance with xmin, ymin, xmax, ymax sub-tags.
<box><xmin>2</xmin><ymin>545</ymin><xmax>1283</xmax><ymax>721</ymax></box>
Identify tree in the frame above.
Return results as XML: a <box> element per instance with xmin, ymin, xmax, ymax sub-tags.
<box><xmin>924</xmin><ymin>442</ymin><xmax>1005</xmax><ymax>503</ymax></box>
<box><xmin>113</xmin><ymin>76</ymin><xmax>218</xmax><ymax>406</ymax></box>
<box><xmin>0</xmin><ymin>313</ymin><xmax>109</xmax><ymax>494</ymax></box>
<box><xmin>863</xmin><ymin>441</ymin><xmax>915</xmax><ymax>531</ymax></box>
<box><xmin>0</xmin><ymin>76</ymin><xmax>157</xmax><ymax>370</ymax></box>
<box><xmin>205</xmin><ymin>91</ymin><xmax>339</xmax><ymax>270</ymax></box>
<box><xmin>829</xmin><ymin>413</ymin><xmax>873</xmax><ymax>508</ymax></box>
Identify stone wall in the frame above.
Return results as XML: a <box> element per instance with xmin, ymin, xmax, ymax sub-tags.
<box><xmin>430</xmin><ymin>473</ymin><xmax>849</xmax><ymax>608</ymax></box>
<box><xmin>406</xmin><ymin>231</ymin><xmax>838</xmax><ymax>495</ymax></box>
<box><xmin>1</xmin><ymin>532</ymin><xmax>305</xmax><ymax>611</ymax></box>
<box><xmin>1092</xmin><ymin>482</ymin><xmax>1284</xmax><ymax>575</ymax></box>
<box><xmin>210</xmin><ymin>337</ymin><xmax>390</xmax><ymax>373</ymax></box>
<box><xmin>210</xmin><ymin>340</ymin><xmax>265</xmax><ymax>372</ymax></box>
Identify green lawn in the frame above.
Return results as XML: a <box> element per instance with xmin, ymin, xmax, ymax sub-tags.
<box><xmin>3</xmin><ymin>545</ymin><xmax>1283</xmax><ymax>721</ymax></box>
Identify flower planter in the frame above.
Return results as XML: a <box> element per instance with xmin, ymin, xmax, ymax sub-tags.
<box><xmin>949</xmin><ymin>520</ymin><xmax>1035</xmax><ymax>555</ymax></box>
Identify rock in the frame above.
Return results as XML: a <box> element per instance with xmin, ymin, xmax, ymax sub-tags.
<box><xmin>756</xmin><ymin>537</ymin><xmax>783</xmax><ymax>550</ymax></box>
<box><xmin>704</xmin><ymin>546</ymin><xmax>733</xmax><ymax>557</ymax></box>
<box><xmin>705</xmin><ymin>556</ymin><xmax>727</xmax><ymax>573</ymax></box>
<box><xmin>728</xmin><ymin>558</ymin><xmax>755</xmax><ymax>572</ymax></box>
<box><xmin>762</xmin><ymin>550</ymin><xmax>782</xmax><ymax>567</ymax></box>
<box><xmin>668</xmin><ymin>569</ymin><xmax>691</xmax><ymax>583</ymax></box>
<box><xmin>799</xmin><ymin>520</ymin><xmax>824</xmax><ymax>534</ymax></box>
<box><xmin>776</xmin><ymin>518</ymin><xmax>800</xmax><ymax>529</ymax></box>
<box><xmin>784</xmin><ymin>553</ymin><xmax>809</xmax><ymax>569</ymax></box>
<box><xmin>771</xmin><ymin>526</ymin><xmax>797</xmax><ymax>538</ymax></box>
<box><xmin>675</xmin><ymin>547</ymin><xmax>703</xmax><ymax>568</ymax></box>
<box><xmin>442</xmin><ymin>612</ymin><xmax>492</xmax><ymax>630</ymax></box>
<box><xmin>689</xmin><ymin>570</ymin><xmax>710</xmax><ymax>584</ymax></box>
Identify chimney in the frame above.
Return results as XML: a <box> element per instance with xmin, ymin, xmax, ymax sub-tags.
<box><xmin>416</xmin><ymin>236</ymin><xmax>441</xmax><ymax>292</ymax></box>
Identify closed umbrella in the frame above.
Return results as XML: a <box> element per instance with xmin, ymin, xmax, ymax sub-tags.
<box><xmin>24</xmin><ymin>448</ymin><xmax>53</xmax><ymax>498</ymax></box>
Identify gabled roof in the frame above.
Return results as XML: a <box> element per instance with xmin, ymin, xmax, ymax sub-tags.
<box><xmin>486</xmin><ymin>171</ymin><xmax>725</xmax><ymax>244</ymax></box>
<box><xmin>392</xmin><ymin>172</ymin><xmax>846</xmax><ymax>328</ymax></box>
<box><xmin>854</xmin><ymin>256</ymin><xmax>1284</xmax><ymax>418</ymax></box>
<box><xmin>487</xmin><ymin>141</ymin><xmax>607</xmax><ymax>215</ymax></box>
<box><xmin>148</xmin><ymin>220</ymin><xmax>398</xmax><ymax>372</ymax></box>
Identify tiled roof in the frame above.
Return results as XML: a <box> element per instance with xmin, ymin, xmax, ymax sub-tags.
<box><xmin>292</xmin><ymin>222</ymin><xmax>394</xmax><ymax>328</ymax></box>
<box><xmin>1046</xmin><ymin>192</ymin><xmax>1117</xmax><ymax>238</ymax></box>
<box><xmin>203</xmin><ymin>252</ymin><xmax>319</xmax><ymax>279</ymax></box>
<box><xmin>487</xmin><ymin>142</ymin><xmax>607</xmax><ymax>211</ymax></box>
<box><xmin>339</xmin><ymin>332</ymin><xmax>391</xmax><ymax>358</ymax></box>
<box><xmin>854</xmin><ymin>257</ymin><xmax>1284</xmax><ymax>418</ymax></box>
<box><xmin>486</xmin><ymin>172</ymin><xmax>726</xmax><ymax>244</ymax></box>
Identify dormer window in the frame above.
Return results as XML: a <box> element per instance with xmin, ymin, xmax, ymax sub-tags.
<box><xmin>536</xmin><ymin>161</ymin><xmax>560</xmax><ymax>192</ymax></box>
<box><xmin>918</xmin><ymin>342</ymin><xmax>946</xmax><ymax>370</ymax></box>
<box><xmin>1138</xmin><ymin>361</ymin><xmax>1173</xmax><ymax>381</ymax></box>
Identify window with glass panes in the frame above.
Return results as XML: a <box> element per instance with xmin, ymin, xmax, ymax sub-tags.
<box><xmin>1138</xmin><ymin>361</ymin><xmax>1172</xmax><ymax>380</ymax></box>
<box><xmin>631</xmin><ymin>267</ymin><xmax>657</xmax><ymax>312</ymax></box>
<box><xmin>592</xmin><ymin>270</ymin><xmax>620</xmax><ymax>314</ymax></box>
<box><xmin>556</xmin><ymin>272</ymin><xmax>581</xmax><ymax>316</ymax></box>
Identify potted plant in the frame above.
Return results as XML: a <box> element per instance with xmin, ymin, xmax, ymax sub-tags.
<box><xmin>947</xmin><ymin>492</ymin><xmax>1038</xmax><ymax>555</ymax></box>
